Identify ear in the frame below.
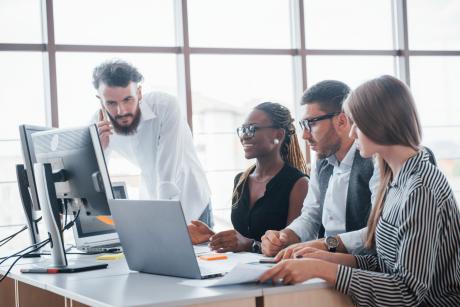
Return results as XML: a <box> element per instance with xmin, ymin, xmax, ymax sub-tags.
<box><xmin>137</xmin><ymin>85</ymin><xmax>143</xmax><ymax>101</ymax></box>
<box><xmin>335</xmin><ymin>112</ymin><xmax>349</xmax><ymax>130</ymax></box>
<box><xmin>276</xmin><ymin>128</ymin><xmax>286</xmax><ymax>143</ymax></box>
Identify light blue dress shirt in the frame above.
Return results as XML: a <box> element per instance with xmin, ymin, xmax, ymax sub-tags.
<box><xmin>287</xmin><ymin>142</ymin><xmax>379</xmax><ymax>253</ymax></box>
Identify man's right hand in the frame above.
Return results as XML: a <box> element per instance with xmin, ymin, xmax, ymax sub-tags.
<box><xmin>261</xmin><ymin>229</ymin><xmax>299</xmax><ymax>256</ymax></box>
<box><xmin>97</xmin><ymin>109</ymin><xmax>112</xmax><ymax>150</ymax></box>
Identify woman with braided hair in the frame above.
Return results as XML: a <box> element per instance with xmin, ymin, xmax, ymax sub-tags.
<box><xmin>188</xmin><ymin>102</ymin><xmax>309</xmax><ymax>253</ymax></box>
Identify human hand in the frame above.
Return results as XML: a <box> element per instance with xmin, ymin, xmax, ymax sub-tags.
<box><xmin>261</xmin><ymin>230</ymin><xmax>290</xmax><ymax>256</ymax></box>
<box><xmin>97</xmin><ymin>109</ymin><xmax>112</xmax><ymax>150</ymax></box>
<box><xmin>275</xmin><ymin>240</ymin><xmax>327</xmax><ymax>261</ymax></box>
<box><xmin>209</xmin><ymin>229</ymin><xmax>253</xmax><ymax>253</ymax></box>
<box><xmin>259</xmin><ymin>258</ymin><xmax>323</xmax><ymax>285</ymax></box>
<box><xmin>187</xmin><ymin>220</ymin><xmax>215</xmax><ymax>245</ymax></box>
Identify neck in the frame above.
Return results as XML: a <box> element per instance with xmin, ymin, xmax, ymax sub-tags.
<box><xmin>380</xmin><ymin>145</ymin><xmax>418</xmax><ymax>178</ymax></box>
<box><xmin>335</xmin><ymin>137</ymin><xmax>354</xmax><ymax>162</ymax></box>
<box><xmin>254</xmin><ymin>153</ymin><xmax>285</xmax><ymax>177</ymax></box>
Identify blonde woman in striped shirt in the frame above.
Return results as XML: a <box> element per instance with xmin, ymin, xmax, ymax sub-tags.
<box><xmin>259</xmin><ymin>75</ymin><xmax>460</xmax><ymax>306</ymax></box>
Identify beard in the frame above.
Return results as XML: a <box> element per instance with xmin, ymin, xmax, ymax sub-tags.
<box><xmin>310</xmin><ymin>127</ymin><xmax>342</xmax><ymax>160</ymax></box>
<box><xmin>108</xmin><ymin>108</ymin><xmax>141</xmax><ymax>136</ymax></box>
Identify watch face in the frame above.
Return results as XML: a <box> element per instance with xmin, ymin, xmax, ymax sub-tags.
<box><xmin>326</xmin><ymin>236</ymin><xmax>339</xmax><ymax>247</ymax></box>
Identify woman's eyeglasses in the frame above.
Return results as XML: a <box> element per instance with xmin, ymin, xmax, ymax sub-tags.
<box><xmin>236</xmin><ymin>124</ymin><xmax>279</xmax><ymax>138</ymax></box>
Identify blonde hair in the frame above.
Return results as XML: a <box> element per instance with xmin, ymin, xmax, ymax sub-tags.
<box><xmin>232</xmin><ymin>102</ymin><xmax>309</xmax><ymax>205</ymax></box>
<box><xmin>344</xmin><ymin>75</ymin><xmax>421</xmax><ymax>248</ymax></box>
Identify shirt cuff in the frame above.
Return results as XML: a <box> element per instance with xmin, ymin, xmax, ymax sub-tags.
<box><xmin>335</xmin><ymin>265</ymin><xmax>353</xmax><ymax>294</ymax></box>
<box><xmin>286</xmin><ymin>222</ymin><xmax>306</xmax><ymax>242</ymax></box>
<box><xmin>338</xmin><ymin>228</ymin><xmax>366</xmax><ymax>254</ymax></box>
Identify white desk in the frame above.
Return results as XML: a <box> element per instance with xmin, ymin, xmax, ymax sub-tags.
<box><xmin>1</xmin><ymin>252</ymin><xmax>355</xmax><ymax>307</ymax></box>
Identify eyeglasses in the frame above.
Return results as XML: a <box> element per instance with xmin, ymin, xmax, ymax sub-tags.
<box><xmin>298</xmin><ymin>112</ymin><xmax>341</xmax><ymax>132</ymax></box>
<box><xmin>236</xmin><ymin>124</ymin><xmax>279</xmax><ymax>138</ymax></box>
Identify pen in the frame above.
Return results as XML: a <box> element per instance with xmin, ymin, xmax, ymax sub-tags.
<box><xmin>21</xmin><ymin>268</ymin><xmax>68</xmax><ymax>273</ymax></box>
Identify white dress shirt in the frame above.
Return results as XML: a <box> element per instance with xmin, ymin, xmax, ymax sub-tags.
<box><xmin>287</xmin><ymin>142</ymin><xmax>379</xmax><ymax>253</ymax></box>
<box><xmin>97</xmin><ymin>91</ymin><xmax>211</xmax><ymax>223</ymax></box>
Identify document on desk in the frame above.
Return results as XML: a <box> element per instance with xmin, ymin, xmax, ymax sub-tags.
<box><xmin>181</xmin><ymin>262</ymin><xmax>273</xmax><ymax>287</ymax></box>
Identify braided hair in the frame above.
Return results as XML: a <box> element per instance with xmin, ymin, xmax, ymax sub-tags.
<box><xmin>232</xmin><ymin>102</ymin><xmax>309</xmax><ymax>205</ymax></box>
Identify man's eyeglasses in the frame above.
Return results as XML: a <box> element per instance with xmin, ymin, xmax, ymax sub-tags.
<box><xmin>298</xmin><ymin>112</ymin><xmax>341</xmax><ymax>132</ymax></box>
<box><xmin>236</xmin><ymin>125</ymin><xmax>279</xmax><ymax>138</ymax></box>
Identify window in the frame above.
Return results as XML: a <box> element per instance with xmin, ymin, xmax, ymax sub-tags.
<box><xmin>188</xmin><ymin>0</ymin><xmax>291</xmax><ymax>48</ymax></box>
<box><xmin>0</xmin><ymin>0</ymin><xmax>42</xmax><ymax>43</ymax></box>
<box><xmin>306</xmin><ymin>56</ymin><xmax>395</xmax><ymax>88</ymax></box>
<box><xmin>53</xmin><ymin>0</ymin><xmax>176</xmax><ymax>46</ymax></box>
<box><xmin>407</xmin><ymin>0</ymin><xmax>460</xmax><ymax>50</ymax></box>
<box><xmin>304</xmin><ymin>0</ymin><xmax>393</xmax><ymax>49</ymax></box>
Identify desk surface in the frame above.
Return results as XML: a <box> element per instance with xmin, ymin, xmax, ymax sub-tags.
<box><xmin>1</xmin><ymin>251</ymin><xmax>340</xmax><ymax>307</ymax></box>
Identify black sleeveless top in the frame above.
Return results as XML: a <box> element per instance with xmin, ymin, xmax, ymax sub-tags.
<box><xmin>231</xmin><ymin>163</ymin><xmax>306</xmax><ymax>242</ymax></box>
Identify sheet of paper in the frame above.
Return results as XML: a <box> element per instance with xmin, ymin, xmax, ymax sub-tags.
<box><xmin>180</xmin><ymin>262</ymin><xmax>273</xmax><ymax>287</ymax></box>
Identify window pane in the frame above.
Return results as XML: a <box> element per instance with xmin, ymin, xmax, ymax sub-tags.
<box><xmin>423</xmin><ymin>127</ymin><xmax>460</xmax><ymax>161</ymax></box>
<box><xmin>0</xmin><ymin>0</ymin><xmax>42</xmax><ymax>43</ymax></box>
<box><xmin>0</xmin><ymin>52</ymin><xmax>47</xmax><ymax>139</ymax></box>
<box><xmin>56</xmin><ymin>53</ymin><xmax>178</xmax><ymax>127</ymax></box>
<box><xmin>437</xmin><ymin>159</ymin><xmax>460</xmax><ymax>196</ymax></box>
<box><xmin>0</xmin><ymin>183</ymin><xmax>25</xmax><ymax>226</ymax></box>
<box><xmin>408</xmin><ymin>0</ymin><xmax>460</xmax><ymax>50</ymax></box>
<box><xmin>194</xmin><ymin>133</ymin><xmax>251</xmax><ymax>172</ymax></box>
<box><xmin>0</xmin><ymin>140</ymin><xmax>22</xmax><ymax>183</ymax></box>
<box><xmin>410</xmin><ymin>57</ymin><xmax>460</xmax><ymax>126</ymax></box>
<box><xmin>306</xmin><ymin>56</ymin><xmax>395</xmax><ymax>88</ymax></box>
<box><xmin>53</xmin><ymin>0</ymin><xmax>175</xmax><ymax>46</ymax></box>
<box><xmin>304</xmin><ymin>0</ymin><xmax>393</xmax><ymax>49</ymax></box>
<box><xmin>423</xmin><ymin>127</ymin><xmax>460</xmax><ymax>193</ymax></box>
<box><xmin>188</xmin><ymin>0</ymin><xmax>291</xmax><ymax>48</ymax></box>
<box><xmin>191</xmin><ymin>55</ymin><xmax>295</xmax><ymax>134</ymax></box>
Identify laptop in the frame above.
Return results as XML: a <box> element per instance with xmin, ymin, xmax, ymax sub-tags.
<box><xmin>72</xmin><ymin>183</ymin><xmax>127</xmax><ymax>253</ymax></box>
<box><xmin>108</xmin><ymin>199</ymin><xmax>226</xmax><ymax>279</ymax></box>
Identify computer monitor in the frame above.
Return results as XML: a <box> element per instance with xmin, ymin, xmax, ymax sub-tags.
<box><xmin>72</xmin><ymin>183</ymin><xmax>127</xmax><ymax>251</ymax></box>
<box><xmin>19</xmin><ymin>125</ymin><xmax>51</xmax><ymax>211</ymax></box>
<box><xmin>17</xmin><ymin>125</ymin><xmax>51</xmax><ymax>245</ymax></box>
<box><xmin>24</xmin><ymin>124</ymin><xmax>113</xmax><ymax>271</ymax></box>
<box><xmin>31</xmin><ymin>125</ymin><xmax>114</xmax><ymax>215</ymax></box>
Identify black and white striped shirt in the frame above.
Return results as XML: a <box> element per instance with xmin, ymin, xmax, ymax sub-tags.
<box><xmin>335</xmin><ymin>150</ymin><xmax>460</xmax><ymax>306</ymax></box>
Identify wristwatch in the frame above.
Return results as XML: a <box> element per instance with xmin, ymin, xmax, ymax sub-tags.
<box><xmin>251</xmin><ymin>240</ymin><xmax>262</xmax><ymax>254</ymax></box>
<box><xmin>324</xmin><ymin>236</ymin><xmax>339</xmax><ymax>253</ymax></box>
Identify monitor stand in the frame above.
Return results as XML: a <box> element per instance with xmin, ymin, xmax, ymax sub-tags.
<box><xmin>16</xmin><ymin>164</ymin><xmax>41</xmax><ymax>247</ymax></box>
<box><xmin>20</xmin><ymin>163</ymin><xmax>107</xmax><ymax>274</ymax></box>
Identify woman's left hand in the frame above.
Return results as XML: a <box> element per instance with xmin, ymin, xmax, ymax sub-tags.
<box><xmin>209</xmin><ymin>230</ymin><xmax>253</xmax><ymax>253</ymax></box>
<box><xmin>259</xmin><ymin>258</ymin><xmax>338</xmax><ymax>285</ymax></box>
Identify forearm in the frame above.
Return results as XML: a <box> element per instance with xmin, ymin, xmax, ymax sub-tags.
<box><xmin>324</xmin><ymin>252</ymin><xmax>357</xmax><ymax>268</ymax></box>
<box><xmin>311</xmin><ymin>259</ymin><xmax>339</xmax><ymax>285</ymax></box>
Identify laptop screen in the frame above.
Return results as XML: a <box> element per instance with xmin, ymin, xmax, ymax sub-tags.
<box><xmin>74</xmin><ymin>183</ymin><xmax>127</xmax><ymax>238</ymax></box>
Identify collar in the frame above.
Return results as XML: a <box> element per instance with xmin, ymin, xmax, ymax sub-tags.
<box><xmin>390</xmin><ymin>150</ymin><xmax>428</xmax><ymax>188</ymax></box>
<box><xmin>326</xmin><ymin>141</ymin><xmax>357</xmax><ymax>169</ymax></box>
<box><xmin>139</xmin><ymin>99</ymin><xmax>156</xmax><ymax>122</ymax></box>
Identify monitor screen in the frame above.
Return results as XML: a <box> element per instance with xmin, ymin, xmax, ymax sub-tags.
<box><xmin>31</xmin><ymin>125</ymin><xmax>113</xmax><ymax>216</ymax></box>
<box><xmin>19</xmin><ymin>125</ymin><xmax>51</xmax><ymax>211</ymax></box>
<box><xmin>73</xmin><ymin>183</ymin><xmax>127</xmax><ymax>239</ymax></box>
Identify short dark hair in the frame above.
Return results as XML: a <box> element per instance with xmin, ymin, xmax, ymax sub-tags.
<box><xmin>301</xmin><ymin>80</ymin><xmax>350</xmax><ymax>113</ymax></box>
<box><xmin>92</xmin><ymin>59</ymin><xmax>144</xmax><ymax>89</ymax></box>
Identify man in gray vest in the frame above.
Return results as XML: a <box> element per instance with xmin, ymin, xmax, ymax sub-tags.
<box><xmin>261</xmin><ymin>80</ymin><xmax>378</xmax><ymax>257</ymax></box>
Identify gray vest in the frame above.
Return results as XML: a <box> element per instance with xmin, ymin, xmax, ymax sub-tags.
<box><xmin>317</xmin><ymin>150</ymin><xmax>374</xmax><ymax>238</ymax></box>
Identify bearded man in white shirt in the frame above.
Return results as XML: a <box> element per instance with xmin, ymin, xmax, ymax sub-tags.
<box><xmin>94</xmin><ymin>59</ymin><xmax>212</xmax><ymax>226</ymax></box>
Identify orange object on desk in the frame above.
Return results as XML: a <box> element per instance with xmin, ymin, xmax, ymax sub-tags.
<box><xmin>199</xmin><ymin>254</ymin><xmax>228</xmax><ymax>261</ymax></box>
